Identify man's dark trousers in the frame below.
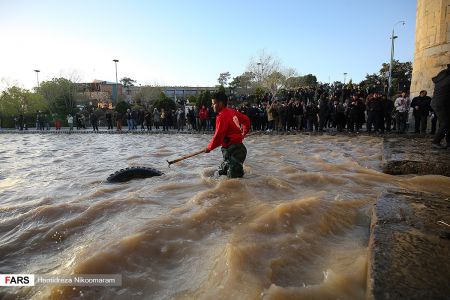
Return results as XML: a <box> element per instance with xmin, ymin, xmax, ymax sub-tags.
<box><xmin>219</xmin><ymin>143</ymin><xmax>247</xmax><ymax>178</ymax></box>
<box><xmin>432</xmin><ymin>112</ymin><xmax>449</xmax><ymax>146</ymax></box>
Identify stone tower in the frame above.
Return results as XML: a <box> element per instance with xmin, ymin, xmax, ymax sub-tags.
<box><xmin>410</xmin><ymin>0</ymin><xmax>450</xmax><ymax>97</ymax></box>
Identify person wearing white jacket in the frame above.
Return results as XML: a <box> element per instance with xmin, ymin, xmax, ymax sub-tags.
<box><xmin>394</xmin><ymin>91</ymin><xmax>410</xmax><ymax>133</ymax></box>
<box><xmin>67</xmin><ymin>114</ymin><xmax>74</xmax><ymax>131</ymax></box>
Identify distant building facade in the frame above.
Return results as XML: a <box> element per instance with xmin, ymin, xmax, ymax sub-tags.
<box><xmin>77</xmin><ymin>81</ymin><xmax>217</xmax><ymax>107</ymax></box>
<box><xmin>124</xmin><ymin>85</ymin><xmax>216</xmax><ymax>105</ymax></box>
<box><xmin>163</xmin><ymin>86</ymin><xmax>216</xmax><ymax>103</ymax></box>
<box><xmin>76</xmin><ymin>80</ymin><xmax>123</xmax><ymax>107</ymax></box>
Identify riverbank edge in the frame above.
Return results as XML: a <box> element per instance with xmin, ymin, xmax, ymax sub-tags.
<box><xmin>0</xmin><ymin>128</ymin><xmax>438</xmax><ymax>138</ymax></box>
<box><xmin>367</xmin><ymin>138</ymin><xmax>450</xmax><ymax>299</ymax></box>
<box><xmin>366</xmin><ymin>189</ymin><xmax>450</xmax><ymax>300</ymax></box>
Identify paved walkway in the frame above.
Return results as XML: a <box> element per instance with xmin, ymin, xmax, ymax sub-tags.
<box><xmin>383</xmin><ymin>137</ymin><xmax>450</xmax><ymax>177</ymax></box>
<box><xmin>367</xmin><ymin>189</ymin><xmax>450</xmax><ymax>300</ymax></box>
<box><xmin>0</xmin><ymin>127</ymin><xmax>440</xmax><ymax>137</ymax></box>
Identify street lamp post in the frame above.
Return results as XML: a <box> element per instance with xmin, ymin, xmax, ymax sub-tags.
<box><xmin>257</xmin><ymin>62</ymin><xmax>263</xmax><ymax>83</ymax></box>
<box><xmin>340</xmin><ymin>72</ymin><xmax>348</xmax><ymax>102</ymax></box>
<box><xmin>113</xmin><ymin>59</ymin><xmax>119</xmax><ymax>103</ymax></box>
<box><xmin>388</xmin><ymin>21</ymin><xmax>405</xmax><ymax>96</ymax></box>
<box><xmin>34</xmin><ymin>70</ymin><xmax>40</xmax><ymax>88</ymax></box>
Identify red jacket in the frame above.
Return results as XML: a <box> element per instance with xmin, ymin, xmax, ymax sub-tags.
<box><xmin>199</xmin><ymin>108</ymin><xmax>208</xmax><ymax>120</ymax></box>
<box><xmin>207</xmin><ymin>107</ymin><xmax>250</xmax><ymax>150</ymax></box>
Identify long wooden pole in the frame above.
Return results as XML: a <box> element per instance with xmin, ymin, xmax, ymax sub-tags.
<box><xmin>167</xmin><ymin>132</ymin><xmax>260</xmax><ymax>167</ymax></box>
<box><xmin>167</xmin><ymin>149</ymin><xmax>206</xmax><ymax>166</ymax></box>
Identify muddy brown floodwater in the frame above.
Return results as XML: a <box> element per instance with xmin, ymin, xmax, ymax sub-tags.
<box><xmin>1</xmin><ymin>134</ymin><xmax>449</xmax><ymax>300</ymax></box>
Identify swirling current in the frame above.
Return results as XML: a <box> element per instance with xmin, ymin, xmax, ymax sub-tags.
<box><xmin>1</xmin><ymin>134</ymin><xmax>449</xmax><ymax>299</ymax></box>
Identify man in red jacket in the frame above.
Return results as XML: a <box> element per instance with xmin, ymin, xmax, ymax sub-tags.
<box><xmin>205</xmin><ymin>91</ymin><xmax>250</xmax><ymax>178</ymax></box>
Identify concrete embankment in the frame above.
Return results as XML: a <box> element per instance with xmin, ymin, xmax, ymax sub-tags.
<box><xmin>368</xmin><ymin>137</ymin><xmax>450</xmax><ymax>300</ymax></box>
<box><xmin>382</xmin><ymin>137</ymin><xmax>450</xmax><ymax>177</ymax></box>
<box><xmin>367</xmin><ymin>189</ymin><xmax>450</xmax><ymax>300</ymax></box>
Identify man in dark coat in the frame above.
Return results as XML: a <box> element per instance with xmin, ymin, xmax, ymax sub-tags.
<box><xmin>138</xmin><ymin>109</ymin><xmax>145</xmax><ymax>130</ymax></box>
<box><xmin>305</xmin><ymin>102</ymin><xmax>318</xmax><ymax>132</ymax></box>
<box><xmin>131</xmin><ymin>109</ymin><xmax>138</xmax><ymax>130</ymax></box>
<box><xmin>318</xmin><ymin>95</ymin><xmax>330</xmax><ymax>131</ymax></box>
<box><xmin>90</xmin><ymin>110</ymin><xmax>99</xmax><ymax>132</ymax></box>
<box><xmin>105</xmin><ymin>109</ymin><xmax>113</xmax><ymax>130</ymax></box>
<box><xmin>18</xmin><ymin>114</ymin><xmax>24</xmax><ymax>130</ymax></box>
<box><xmin>356</xmin><ymin>96</ymin><xmax>366</xmax><ymax>131</ymax></box>
<box><xmin>431</xmin><ymin>64</ymin><xmax>450</xmax><ymax>149</ymax></box>
<box><xmin>382</xmin><ymin>96</ymin><xmax>394</xmax><ymax>132</ymax></box>
<box><xmin>366</xmin><ymin>94</ymin><xmax>377</xmax><ymax>132</ymax></box>
<box><xmin>373</xmin><ymin>93</ymin><xmax>384</xmax><ymax>133</ymax></box>
<box><xmin>411</xmin><ymin>90</ymin><xmax>432</xmax><ymax>133</ymax></box>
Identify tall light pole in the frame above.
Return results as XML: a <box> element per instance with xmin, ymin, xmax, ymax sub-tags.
<box><xmin>388</xmin><ymin>21</ymin><xmax>405</xmax><ymax>96</ymax></box>
<box><xmin>112</xmin><ymin>59</ymin><xmax>119</xmax><ymax>103</ymax></box>
<box><xmin>257</xmin><ymin>62</ymin><xmax>263</xmax><ymax>83</ymax></box>
<box><xmin>340</xmin><ymin>72</ymin><xmax>348</xmax><ymax>102</ymax></box>
<box><xmin>34</xmin><ymin>70</ymin><xmax>40</xmax><ymax>88</ymax></box>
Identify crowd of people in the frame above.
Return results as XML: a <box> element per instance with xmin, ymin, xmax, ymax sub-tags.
<box><xmin>7</xmin><ymin>82</ymin><xmax>449</xmax><ymax>151</ymax></box>
<box><xmin>236</xmin><ymin>90</ymin><xmax>436</xmax><ymax>135</ymax></box>
<box><xmin>5</xmin><ymin>66</ymin><xmax>449</xmax><ymax>150</ymax></box>
<box><xmin>9</xmin><ymin>90</ymin><xmax>437</xmax><ymax>136</ymax></box>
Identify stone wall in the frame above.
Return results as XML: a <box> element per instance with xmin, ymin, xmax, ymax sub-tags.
<box><xmin>410</xmin><ymin>0</ymin><xmax>450</xmax><ymax>97</ymax></box>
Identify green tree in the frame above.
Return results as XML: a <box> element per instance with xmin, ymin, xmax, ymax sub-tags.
<box><xmin>120</xmin><ymin>77</ymin><xmax>136</xmax><ymax>88</ymax></box>
<box><xmin>229</xmin><ymin>72</ymin><xmax>255</xmax><ymax>95</ymax></box>
<box><xmin>0</xmin><ymin>86</ymin><xmax>47</xmax><ymax>128</ymax></box>
<box><xmin>359</xmin><ymin>73</ymin><xmax>384</xmax><ymax>93</ymax></box>
<box><xmin>0</xmin><ymin>86</ymin><xmax>47</xmax><ymax>116</ymax></box>
<box><xmin>134</xmin><ymin>85</ymin><xmax>163</xmax><ymax>107</ymax></box>
<box><xmin>217</xmin><ymin>85</ymin><xmax>226</xmax><ymax>94</ymax></box>
<box><xmin>246</xmin><ymin>86</ymin><xmax>266</xmax><ymax>103</ymax></box>
<box><xmin>196</xmin><ymin>90</ymin><xmax>212</xmax><ymax>108</ymax></box>
<box><xmin>358</xmin><ymin>60</ymin><xmax>412</xmax><ymax>95</ymax></box>
<box><xmin>265</xmin><ymin>71</ymin><xmax>286</xmax><ymax>96</ymax></box>
<box><xmin>153</xmin><ymin>92</ymin><xmax>176</xmax><ymax>112</ymax></box>
<box><xmin>187</xmin><ymin>95</ymin><xmax>197</xmax><ymax>105</ymax></box>
<box><xmin>380</xmin><ymin>60</ymin><xmax>412</xmax><ymax>95</ymax></box>
<box><xmin>254</xmin><ymin>86</ymin><xmax>266</xmax><ymax>102</ymax></box>
<box><xmin>115</xmin><ymin>101</ymin><xmax>131</xmax><ymax>115</ymax></box>
<box><xmin>286</xmin><ymin>74</ymin><xmax>318</xmax><ymax>89</ymax></box>
<box><xmin>38</xmin><ymin>78</ymin><xmax>77</xmax><ymax>115</ymax></box>
<box><xmin>217</xmin><ymin>72</ymin><xmax>231</xmax><ymax>86</ymax></box>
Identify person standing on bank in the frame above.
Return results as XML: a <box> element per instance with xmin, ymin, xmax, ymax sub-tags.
<box><xmin>431</xmin><ymin>64</ymin><xmax>450</xmax><ymax>149</ymax></box>
<box><xmin>204</xmin><ymin>91</ymin><xmax>250</xmax><ymax>178</ymax></box>
<box><xmin>394</xmin><ymin>91</ymin><xmax>410</xmax><ymax>133</ymax></box>
<box><xmin>90</xmin><ymin>110</ymin><xmax>99</xmax><ymax>132</ymax></box>
<box><xmin>105</xmin><ymin>109</ymin><xmax>113</xmax><ymax>130</ymax></box>
<box><xmin>67</xmin><ymin>114</ymin><xmax>74</xmax><ymax>132</ymax></box>
<box><xmin>410</xmin><ymin>90</ymin><xmax>432</xmax><ymax>134</ymax></box>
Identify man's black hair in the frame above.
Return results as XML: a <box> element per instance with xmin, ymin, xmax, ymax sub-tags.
<box><xmin>212</xmin><ymin>91</ymin><xmax>228</xmax><ymax>106</ymax></box>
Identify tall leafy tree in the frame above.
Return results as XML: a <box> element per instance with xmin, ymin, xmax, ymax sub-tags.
<box><xmin>120</xmin><ymin>77</ymin><xmax>136</xmax><ymax>88</ymax></box>
<box><xmin>38</xmin><ymin>78</ymin><xmax>77</xmax><ymax>115</ymax></box>
<box><xmin>115</xmin><ymin>101</ymin><xmax>131</xmax><ymax>115</ymax></box>
<box><xmin>379</xmin><ymin>60</ymin><xmax>412</xmax><ymax>94</ymax></box>
<box><xmin>217</xmin><ymin>72</ymin><xmax>231</xmax><ymax>86</ymax></box>
<box><xmin>285</xmin><ymin>74</ymin><xmax>318</xmax><ymax>89</ymax></box>
<box><xmin>358</xmin><ymin>60</ymin><xmax>412</xmax><ymax>95</ymax></box>
<box><xmin>229</xmin><ymin>72</ymin><xmax>255</xmax><ymax>95</ymax></box>
<box><xmin>153</xmin><ymin>92</ymin><xmax>176</xmax><ymax>112</ymax></box>
<box><xmin>196</xmin><ymin>90</ymin><xmax>212</xmax><ymax>108</ymax></box>
<box><xmin>0</xmin><ymin>86</ymin><xmax>47</xmax><ymax>116</ymax></box>
<box><xmin>134</xmin><ymin>85</ymin><xmax>163</xmax><ymax>107</ymax></box>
